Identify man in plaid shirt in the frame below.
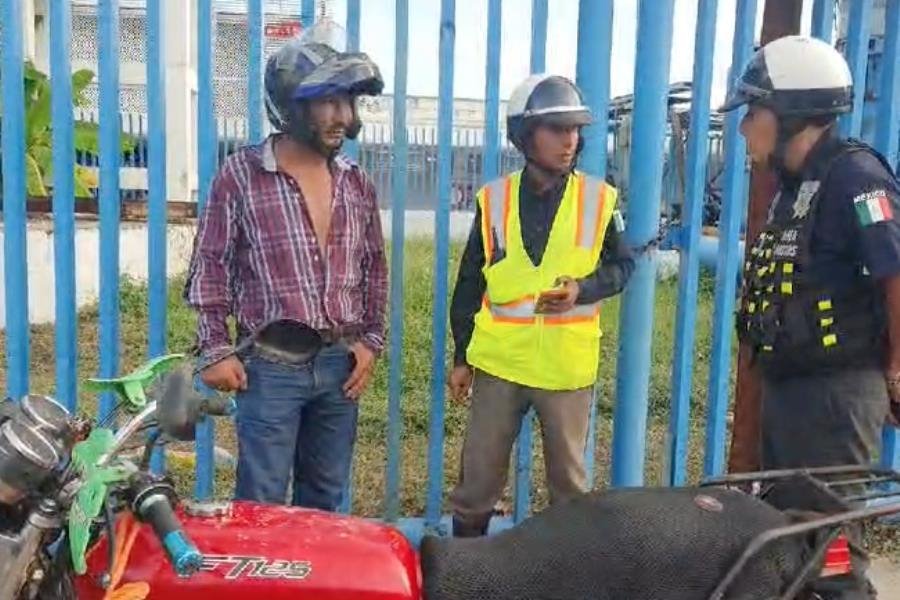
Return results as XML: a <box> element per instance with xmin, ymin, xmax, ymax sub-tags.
<box><xmin>185</xmin><ymin>23</ymin><xmax>387</xmax><ymax>510</ymax></box>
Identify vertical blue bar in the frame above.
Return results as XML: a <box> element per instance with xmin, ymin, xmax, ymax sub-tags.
<box><xmin>302</xmin><ymin>0</ymin><xmax>316</xmax><ymax>29</ymax></box>
<box><xmin>575</xmin><ymin>0</ymin><xmax>614</xmax><ymax>485</ymax></box>
<box><xmin>576</xmin><ymin>0</ymin><xmax>613</xmax><ymax>178</ymax></box>
<box><xmin>513</xmin><ymin>0</ymin><xmax>551</xmax><ymax>523</ymax></box>
<box><xmin>839</xmin><ymin>0</ymin><xmax>872</xmax><ymax>139</ymax></box>
<box><xmin>426</xmin><ymin>0</ymin><xmax>455</xmax><ymax>529</ymax></box>
<box><xmin>195</xmin><ymin>0</ymin><xmax>217</xmax><ymax>501</ymax></box>
<box><xmin>385</xmin><ymin>0</ymin><xmax>409</xmax><ymax>523</ymax></box>
<box><xmin>248</xmin><ymin>0</ymin><xmax>264</xmax><ymax>143</ymax></box>
<box><xmin>610</xmin><ymin>0</ymin><xmax>677</xmax><ymax>488</ymax></box>
<box><xmin>1</xmin><ymin>0</ymin><xmax>29</xmax><ymax>401</ymax></box>
<box><xmin>877</xmin><ymin>0</ymin><xmax>900</xmax><ymax>470</ymax></box>
<box><xmin>811</xmin><ymin>0</ymin><xmax>835</xmax><ymax>43</ymax></box>
<box><xmin>49</xmin><ymin>0</ymin><xmax>77</xmax><ymax>412</ymax></box>
<box><xmin>667</xmin><ymin>0</ymin><xmax>719</xmax><ymax>486</ymax></box>
<box><xmin>482</xmin><ymin>0</ymin><xmax>501</xmax><ymax>184</ymax></box>
<box><xmin>530</xmin><ymin>0</ymin><xmax>548</xmax><ymax>74</ymax></box>
<box><xmin>704</xmin><ymin>0</ymin><xmax>758</xmax><ymax>478</ymax></box>
<box><xmin>344</xmin><ymin>0</ymin><xmax>362</xmax><ymax>161</ymax></box>
<box><xmin>147</xmin><ymin>0</ymin><xmax>168</xmax><ymax>474</ymax></box>
<box><xmin>97</xmin><ymin>0</ymin><xmax>121</xmax><ymax>423</ymax></box>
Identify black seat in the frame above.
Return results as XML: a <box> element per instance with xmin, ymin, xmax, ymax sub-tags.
<box><xmin>420</xmin><ymin>486</ymin><xmax>813</xmax><ymax>600</ymax></box>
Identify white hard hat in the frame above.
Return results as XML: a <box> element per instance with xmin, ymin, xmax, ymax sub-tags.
<box><xmin>506</xmin><ymin>74</ymin><xmax>592</xmax><ymax>151</ymax></box>
<box><xmin>720</xmin><ymin>35</ymin><xmax>853</xmax><ymax>116</ymax></box>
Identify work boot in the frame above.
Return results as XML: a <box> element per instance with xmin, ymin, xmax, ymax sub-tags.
<box><xmin>452</xmin><ymin>516</ymin><xmax>488</xmax><ymax>538</ymax></box>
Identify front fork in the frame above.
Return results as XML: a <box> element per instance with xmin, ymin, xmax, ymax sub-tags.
<box><xmin>0</xmin><ymin>499</ymin><xmax>62</xmax><ymax>600</ymax></box>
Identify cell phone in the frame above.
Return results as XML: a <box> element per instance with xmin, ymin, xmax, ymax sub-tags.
<box><xmin>538</xmin><ymin>287</ymin><xmax>568</xmax><ymax>301</ymax></box>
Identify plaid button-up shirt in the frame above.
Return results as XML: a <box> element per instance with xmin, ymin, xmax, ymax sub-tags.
<box><xmin>184</xmin><ymin>135</ymin><xmax>388</xmax><ymax>359</ymax></box>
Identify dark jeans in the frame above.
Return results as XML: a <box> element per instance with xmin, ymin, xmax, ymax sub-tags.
<box><xmin>234</xmin><ymin>344</ymin><xmax>357</xmax><ymax>511</ymax></box>
<box><xmin>762</xmin><ymin>367</ymin><xmax>888</xmax><ymax>599</ymax></box>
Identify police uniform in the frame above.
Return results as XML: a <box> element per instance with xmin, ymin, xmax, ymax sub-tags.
<box><xmin>721</xmin><ymin>34</ymin><xmax>896</xmax><ymax>599</ymax></box>
<box><xmin>737</xmin><ymin>131</ymin><xmax>899</xmax><ymax>599</ymax></box>
<box><xmin>738</xmin><ymin>131</ymin><xmax>899</xmax><ymax>472</ymax></box>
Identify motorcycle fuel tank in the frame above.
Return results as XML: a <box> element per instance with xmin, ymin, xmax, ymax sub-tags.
<box><xmin>75</xmin><ymin>501</ymin><xmax>422</xmax><ymax>600</ymax></box>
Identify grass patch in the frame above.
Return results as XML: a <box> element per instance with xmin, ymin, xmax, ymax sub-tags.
<box><xmin>1</xmin><ymin>238</ymin><xmax>895</xmax><ymax>559</ymax></box>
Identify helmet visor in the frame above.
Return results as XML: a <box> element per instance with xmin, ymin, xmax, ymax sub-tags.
<box><xmin>291</xmin><ymin>53</ymin><xmax>384</xmax><ymax>101</ymax></box>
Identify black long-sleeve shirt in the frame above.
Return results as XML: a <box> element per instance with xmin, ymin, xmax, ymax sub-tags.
<box><xmin>450</xmin><ymin>170</ymin><xmax>636</xmax><ymax>366</ymax></box>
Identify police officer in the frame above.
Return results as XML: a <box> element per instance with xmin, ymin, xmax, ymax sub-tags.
<box><xmin>722</xmin><ymin>35</ymin><xmax>900</xmax><ymax>599</ymax></box>
<box><xmin>446</xmin><ymin>74</ymin><xmax>634</xmax><ymax>537</ymax></box>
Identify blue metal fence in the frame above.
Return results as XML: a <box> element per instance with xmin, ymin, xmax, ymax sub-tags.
<box><xmin>2</xmin><ymin>0</ymin><xmax>900</xmax><ymax>540</ymax></box>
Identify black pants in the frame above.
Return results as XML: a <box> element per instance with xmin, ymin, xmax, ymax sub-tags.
<box><xmin>762</xmin><ymin>367</ymin><xmax>888</xmax><ymax>599</ymax></box>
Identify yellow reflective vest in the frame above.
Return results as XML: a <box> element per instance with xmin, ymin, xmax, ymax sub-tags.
<box><xmin>466</xmin><ymin>170</ymin><xmax>618</xmax><ymax>390</ymax></box>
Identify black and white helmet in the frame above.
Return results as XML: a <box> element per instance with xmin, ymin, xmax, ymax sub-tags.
<box><xmin>506</xmin><ymin>74</ymin><xmax>592</xmax><ymax>152</ymax></box>
<box><xmin>720</xmin><ymin>35</ymin><xmax>852</xmax><ymax>117</ymax></box>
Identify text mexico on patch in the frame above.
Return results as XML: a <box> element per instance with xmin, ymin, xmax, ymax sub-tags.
<box><xmin>854</xmin><ymin>190</ymin><xmax>894</xmax><ymax>226</ymax></box>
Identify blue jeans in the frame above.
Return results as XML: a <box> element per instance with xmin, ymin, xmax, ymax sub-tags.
<box><xmin>233</xmin><ymin>344</ymin><xmax>358</xmax><ymax>511</ymax></box>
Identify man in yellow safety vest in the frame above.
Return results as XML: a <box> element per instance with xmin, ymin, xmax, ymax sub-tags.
<box><xmin>447</xmin><ymin>74</ymin><xmax>635</xmax><ymax>537</ymax></box>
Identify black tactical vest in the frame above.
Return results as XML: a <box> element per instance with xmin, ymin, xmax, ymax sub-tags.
<box><xmin>736</xmin><ymin>139</ymin><xmax>890</xmax><ymax>378</ymax></box>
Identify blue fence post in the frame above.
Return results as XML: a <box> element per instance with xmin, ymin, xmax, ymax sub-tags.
<box><xmin>194</xmin><ymin>0</ymin><xmax>217</xmax><ymax>502</ymax></box>
<box><xmin>811</xmin><ymin>0</ymin><xmax>835</xmax><ymax>43</ymax></box>
<box><xmin>840</xmin><ymin>0</ymin><xmax>872</xmax><ymax>139</ymax></box>
<box><xmin>482</xmin><ymin>0</ymin><xmax>502</xmax><ymax>184</ymax></box>
<box><xmin>876</xmin><ymin>0</ymin><xmax>900</xmax><ymax>470</ymax></box>
<box><xmin>512</xmin><ymin>0</ymin><xmax>550</xmax><ymax>525</ymax></box>
<box><xmin>575</xmin><ymin>0</ymin><xmax>614</xmax><ymax>486</ymax></box>
<box><xmin>49</xmin><ymin>0</ymin><xmax>77</xmax><ymax>412</ymax></box>
<box><xmin>384</xmin><ymin>0</ymin><xmax>409</xmax><ymax>523</ymax></box>
<box><xmin>248</xmin><ymin>0</ymin><xmax>264</xmax><ymax>144</ymax></box>
<box><xmin>667</xmin><ymin>0</ymin><xmax>720</xmax><ymax>486</ymax></box>
<box><xmin>147</xmin><ymin>0</ymin><xmax>168</xmax><ymax>474</ymax></box>
<box><xmin>425</xmin><ymin>0</ymin><xmax>456</xmax><ymax>532</ymax></box>
<box><xmin>610</xmin><ymin>0</ymin><xmax>676</xmax><ymax>488</ymax></box>
<box><xmin>302</xmin><ymin>0</ymin><xmax>316</xmax><ymax>29</ymax></box>
<box><xmin>1</xmin><ymin>0</ymin><xmax>29</xmax><ymax>402</ymax></box>
<box><xmin>530</xmin><ymin>0</ymin><xmax>548</xmax><ymax>74</ymax></box>
<box><xmin>344</xmin><ymin>0</ymin><xmax>362</xmax><ymax>161</ymax></box>
<box><xmin>704</xmin><ymin>0</ymin><xmax>759</xmax><ymax>479</ymax></box>
<box><xmin>97</xmin><ymin>0</ymin><xmax>122</xmax><ymax>423</ymax></box>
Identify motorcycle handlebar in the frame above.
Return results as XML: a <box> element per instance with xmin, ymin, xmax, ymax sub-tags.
<box><xmin>134</xmin><ymin>484</ymin><xmax>202</xmax><ymax>577</ymax></box>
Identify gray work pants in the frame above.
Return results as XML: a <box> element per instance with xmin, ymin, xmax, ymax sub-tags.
<box><xmin>449</xmin><ymin>370</ymin><xmax>592</xmax><ymax>536</ymax></box>
<box><xmin>762</xmin><ymin>367</ymin><xmax>888</xmax><ymax>599</ymax></box>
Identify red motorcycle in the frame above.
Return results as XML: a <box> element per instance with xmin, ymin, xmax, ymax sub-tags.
<box><xmin>1</xmin><ymin>329</ymin><xmax>898</xmax><ymax>599</ymax></box>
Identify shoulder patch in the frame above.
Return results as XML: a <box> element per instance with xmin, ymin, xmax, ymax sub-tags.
<box><xmin>853</xmin><ymin>190</ymin><xmax>894</xmax><ymax>226</ymax></box>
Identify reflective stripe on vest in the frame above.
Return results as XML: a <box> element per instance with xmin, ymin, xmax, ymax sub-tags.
<box><xmin>485</xmin><ymin>295</ymin><xmax>600</xmax><ymax>325</ymax></box>
<box><xmin>577</xmin><ymin>176</ymin><xmax>608</xmax><ymax>249</ymax></box>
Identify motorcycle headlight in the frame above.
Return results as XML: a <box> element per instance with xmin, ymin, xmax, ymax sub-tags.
<box><xmin>0</xmin><ymin>395</ymin><xmax>71</xmax><ymax>506</ymax></box>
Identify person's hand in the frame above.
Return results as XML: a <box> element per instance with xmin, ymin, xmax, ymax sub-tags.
<box><xmin>448</xmin><ymin>365</ymin><xmax>474</xmax><ymax>402</ymax></box>
<box><xmin>886</xmin><ymin>371</ymin><xmax>900</xmax><ymax>427</ymax></box>
<box><xmin>535</xmin><ymin>276</ymin><xmax>579</xmax><ymax>314</ymax></box>
<box><xmin>344</xmin><ymin>342</ymin><xmax>376</xmax><ymax>400</ymax></box>
<box><xmin>200</xmin><ymin>356</ymin><xmax>247</xmax><ymax>392</ymax></box>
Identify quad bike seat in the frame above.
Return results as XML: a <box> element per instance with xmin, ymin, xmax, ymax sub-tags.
<box><xmin>420</xmin><ymin>486</ymin><xmax>815</xmax><ymax>600</ymax></box>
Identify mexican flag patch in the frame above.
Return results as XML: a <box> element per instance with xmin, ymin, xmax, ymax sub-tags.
<box><xmin>853</xmin><ymin>190</ymin><xmax>894</xmax><ymax>226</ymax></box>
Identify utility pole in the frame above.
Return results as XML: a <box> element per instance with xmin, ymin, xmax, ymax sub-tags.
<box><xmin>728</xmin><ymin>0</ymin><xmax>805</xmax><ymax>474</ymax></box>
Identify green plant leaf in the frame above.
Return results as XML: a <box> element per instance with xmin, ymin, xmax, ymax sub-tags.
<box><xmin>71</xmin><ymin>69</ymin><xmax>95</xmax><ymax>107</ymax></box>
<box><xmin>25</xmin><ymin>78</ymin><xmax>52</xmax><ymax>148</ymax></box>
<box><xmin>31</xmin><ymin>144</ymin><xmax>54</xmax><ymax>184</ymax></box>
<box><xmin>120</xmin><ymin>131</ymin><xmax>137</xmax><ymax>153</ymax></box>
<box><xmin>74</xmin><ymin>166</ymin><xmax>96</xmax><ymax>198</ymax></box>
<box><xmin>73</xmin><ymin>121</ymin><xmax>101</xmax><ymax>155</ymax></box>
<box><xmin>25</xmin><ymin>153</ymin><xmax>48</xmax><ymax>197</ymax></box>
